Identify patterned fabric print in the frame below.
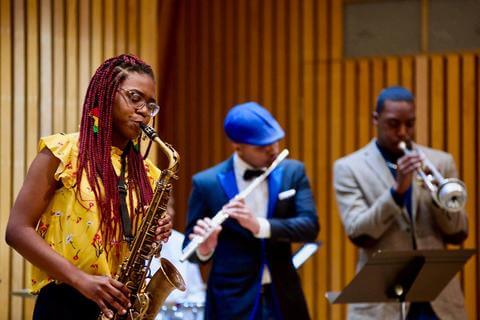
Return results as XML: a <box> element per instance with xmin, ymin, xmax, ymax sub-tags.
<box><xmin>30</xmin><ymin>132</ymin><xmax>160</xmax><ymax>293</ymax></box>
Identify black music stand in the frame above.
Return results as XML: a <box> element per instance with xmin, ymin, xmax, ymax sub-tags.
<box><xmin>326</xmin><ymin>249</ymin><xmax>475</xmax><ymax>320</ymax></box>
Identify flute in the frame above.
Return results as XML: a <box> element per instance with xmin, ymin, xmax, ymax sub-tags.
<box><xmin>180</xmin><ymin>149</ymin><xmax>289</xmax><ymax>262</ymax></box>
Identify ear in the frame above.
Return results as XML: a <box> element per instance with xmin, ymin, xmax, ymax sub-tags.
<box><xmin>372</xmin><ymin>111</ymin><xmax>379</xmax><ymax>126</ymax></box>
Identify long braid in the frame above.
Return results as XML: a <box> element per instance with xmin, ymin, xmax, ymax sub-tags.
<box><xmin>77</xmin><ymin>54</ymin><xmax>155</xmax><ymax>257</ymax></box>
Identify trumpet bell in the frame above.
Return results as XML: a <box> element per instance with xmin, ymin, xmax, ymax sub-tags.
<box><xmin>435</xmin><ymin>178</ymin><xmax>467</xmax><ymax>212</ymax></box>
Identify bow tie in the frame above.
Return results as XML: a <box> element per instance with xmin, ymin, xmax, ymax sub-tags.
<box><xmin>243</xmin><ymin>169</ymin><xmax>265</xmax><ymax>181</ymax></box>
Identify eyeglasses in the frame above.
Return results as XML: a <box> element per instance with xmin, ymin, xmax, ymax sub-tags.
<box><xmin>117</xmin><ymin>87</ymin><xmax>160</xmax><ymax>117</ymax></box>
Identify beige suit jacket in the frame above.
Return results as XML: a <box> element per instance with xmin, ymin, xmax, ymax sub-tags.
<box><xmin>334</xmin><ymin>140</ymin><xmax>468</xmax><ymax>320</ymax></box>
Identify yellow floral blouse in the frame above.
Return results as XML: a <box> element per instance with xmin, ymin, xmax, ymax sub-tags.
<box><xmin>30</xmin><ymin>132</ymin><xmax>160</xmax><ymax>293</ymax></box>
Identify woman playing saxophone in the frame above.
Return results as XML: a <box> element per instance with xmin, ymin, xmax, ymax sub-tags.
<box><xmin>6</xmin><ymin>54</ymin><xmax>172</xmax><ymax>320</ymax></box>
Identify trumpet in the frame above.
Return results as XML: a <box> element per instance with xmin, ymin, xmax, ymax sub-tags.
<box><xmin>398</xmin><ymin>141</ymin><xmax>467</xmax><ymax>212</ymax></box>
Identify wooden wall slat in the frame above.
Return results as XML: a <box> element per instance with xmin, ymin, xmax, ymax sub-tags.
<box><xmin>400</xmin><ymin>56</ymin><xmax>414</xmax><ymax>91</ymax></box>
<box><xmin>316</xmin><ymin>1</ymin><xmax>329</xmax><ymax>317</ymax></box>
<box><xmin>462</xmin><ymin>53</ymin><xmax>478</xmax><ymax>319</ymax></box>
<box><xmin>24</xmin><ymin>0</ymin><xmax>39</xmax><ymax>316</ymax></box>
<box><xmin>212</xmin><ymin>0</ymin><xmax>223</xmax><ymax>164</ymax></box>
<box><xmin>301</xmin><ymin>0</ymin><xmax>316</xmax><ymax>315</ymax></box>
<box><xmin>40</xmin><ymin>0</ymin><xmax>53</xmax><ymax>136</ymax></box>
<box><xmin>78</xmin><ymin>0</ymin><xmax>90</xmax><ymax>114</ymax></box>
<box><xmin>91</xmin><ymin>0</ymin><xmax>102</xmax><ymax>75</ymax></box>
<box><xmin>430</xmin><ymin>56</ymin><xmax>445</xmax><ymax>150</ymax></box>
<box><xmin>12</xmin><ymin>0</ymin><xmax>25</xmax><ymax>318</ymax></box>
<box><xmin>66</xmin><ymin>0</ymin><xmax>79</xmax><ymax>133</ymax></box>
<box><xmin>127</xmin><ymin>0</ymin><xmax>138</xmax><ymax>54</ymax></box>
<box><xmin>104</xmin><ymin>0</ymin><xmax>114</xmax><ymax>59</ymax></box>
<box><xmin>359</xmin><ymin>59</ymin><xmax>372</xmax><ymax>146</ymax></box>
<box><xmin>343</xmin><ymin>60</ymin><xmax>357</xmax><ymax>304</ymax></box>
<box><xmin>53</xmin><ymin>0</ymin><xmax>65</xmax><ymax>133</ymax></box>
<box><xmin>274</xmin><ymin>0</ymin><xmax>287</xmax><ymax>134</ymax></box>
<box><xmin>371</xmin><ymin>59</ymin><xmax>384</xmax><ymax>137</ymax></box>
<box><xmin>115</xmin><ymin>0</ymin><xmax>126</xmax><ymax>55</ymax></box>
<box><xmin>287</xmin><ymin>0</ymin><xmax>300</xmax><ymax>160</ymax></box>
<box><xmin>386</xmin><ymin>57</ymin><xmax>399</xmax><ymax>86</ymax></box>
<box><xmin>415</xmin><ymin>56</ymin><xmax>429</xmax><ymax>145</ymax></box>
<box><xmin>0</xmin><ymin>0</ymin><xmax>13</xmax><ymax>318</ymax></box>
<box><xmin>260</xmin><ymin>0</ymin><xmax>272</xmax><ymax>113</ymax></box>
<box><xmin>446</xmin><ymin>55</ymin><xmax>460</xmax><ymax>164</ymax></box>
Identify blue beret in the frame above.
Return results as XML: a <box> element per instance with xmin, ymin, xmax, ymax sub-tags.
<box><xmin>224</xmin><ymin>102</ymin><xmax>285</xmax><ymax>146</ymax></box>
<box><xmin>376</xmin><ymin>86</ymin><xmax>414</xmax><ymax>113</ymax></box>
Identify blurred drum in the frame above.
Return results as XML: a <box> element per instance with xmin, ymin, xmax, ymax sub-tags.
<box><xmin>156</xmin><ymin>302</ymin><xmax>205</xmax><ymax>320</ymax></box>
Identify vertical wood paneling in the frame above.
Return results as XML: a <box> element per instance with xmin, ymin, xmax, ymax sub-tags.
<box><xmin>274</xmin><ymin>0</ymin><xmax>287</xmax><ymax>133</ymax></box>
<box><xmin>66</xmin><ymin>0</ymin><xmax>78</xmax><ymax>133</ymax></box>
<box><xmin>287</xmin><ymin>0</ymin><xmax>300</xmax><ymax>160</ymax></box>
<box><xmin>161</xmin><ymin>2</ymin><xmax>480</xmax><ymax>320</ymax></box>
<box><xmin>302</xmin><ymin>0</ymin><xmax>315</xmax><ymax>314</ymax></box>
<box><xmin>4</xmin><ymin>1</ymin><xmax>480</xmax><ymax>320</ymax></box>
<box><xmin>400</xmin><ymin>57</ymin><xmax>414</xmax><ymax>91</ymax></box>
<box><xmin>12</xmin><ymin>0</ymin><xmax>25</xmax><ymax>317</ymax></box>
<box><xmin>431</xmin><ymin>56</ymin><xmax>445</xmax><ymax>150</ymax></box>
<box><xmin>415</xmin><ymin>56</ymin><xmax>429</xmax><ymax>145</ymax></box>
<box><xmin>24</xmin><ymin>1</ymin><xmax>39</xmax><ymax>315</ymax></box>
<box><xmin>212</xmin><ymin>0</ymin><xmax>223</xmax><ymax>165</ymax></box>
<box><xmin>315</xmin><ymin>1</ymin><xmax>329</xmax><ymax>318</ymax></box>
<box><xmin>1</xmin><ymin>1</ymin><xmax>171</xmax><ymax>318</ymax></box>
<box><xmin>53</xmin><ymin>0</ymin><xmax>65</xmax><ymax>133</ymax></box>
<box><xmin>343</xmin><ymin>60</ymin><xmax>357</xmax><ymax>302</ymax></box>
<box><xmin>0</xmin><ymin>0</ymin><xmax>13</xmax><ymax>318</ymax></box>
<box><xmin>359</xmin><ymin>60</ymin><xmax>372</xmax><ymax>145</ymax></box>
<box><xmin>462</xmin><ymin>54</ymin><xmax>478</xmax><ymax>319</ymax></box>
<box><xmin>446</xmin><ymin>55</ymin><xmax>460</xmax><ymax>163</ymax></box>
<box><xmin>40</xmin><ymin>0</ymin><xmax>53</xmax><ymax>136</ymax></box>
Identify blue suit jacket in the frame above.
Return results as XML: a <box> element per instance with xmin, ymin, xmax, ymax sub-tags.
<box><xmin>183</xmin><ymin>157</ymin><xmax>319</xmax><ymax>320</ymax></box>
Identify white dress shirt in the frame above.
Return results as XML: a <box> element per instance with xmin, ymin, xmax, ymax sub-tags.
<box><xmin>232</xmin><ymin>153</ymin><xmax>272</xmax><ymax>284</ymax></box>
<box><xmin>196</xmin><ymin>153</ymin><xmax>273</xmax><ymax>284</ymax></box>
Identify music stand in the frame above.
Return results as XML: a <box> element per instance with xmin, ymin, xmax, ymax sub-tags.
<box><xmin>326</xmin><ymin>249</ymin><xmax>475</xmax><ymax>320</ymax></box>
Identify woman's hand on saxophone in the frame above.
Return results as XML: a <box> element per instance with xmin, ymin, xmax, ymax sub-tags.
<box><xmin>189</xmin><ymin>217</ymin><xmax>222</xmax><ymax>257</ymax></box>
<box><xmin>71</xmin><ymin>272</ymin><xmax>131</xmax><ymax>319</ymax></box>
<box><xmin>155</xmin><ymin>213</ymin><xmax>173</xmax><ymax>243</ymax></box>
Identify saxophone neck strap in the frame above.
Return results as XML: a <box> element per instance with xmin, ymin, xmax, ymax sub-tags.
<box><xmin>118</xmin><ymin>142</ymin><xmax>134</xmax><ymax>244</ymax></box>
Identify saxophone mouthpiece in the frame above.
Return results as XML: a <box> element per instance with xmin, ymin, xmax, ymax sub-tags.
<box><xmin>140</xmin><ymin>124</ymin><xmax>158</xmax><ymax>140</ymax></box>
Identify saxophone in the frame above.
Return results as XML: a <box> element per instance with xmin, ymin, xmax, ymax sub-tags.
<box><xmin>100</xmin><ymin>124</ymin><xmax>186</xmax><ymax>320</ymax></box>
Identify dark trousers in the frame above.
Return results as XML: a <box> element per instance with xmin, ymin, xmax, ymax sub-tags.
<box><xmin>33</xmin><ymin>283</ymin><xmax>100</xmax><ymax>320</ymax></box>
<box><xmin>258</xmin><ymin>284</ymin><xmax>280</xmax><ymax>320</ymax></box>
<box><xmin>407</xmin><ymin>302</ymin><xmax>438</xmax><ymax>320</ymax></box>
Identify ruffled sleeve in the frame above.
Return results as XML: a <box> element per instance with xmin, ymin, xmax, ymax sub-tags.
<box><xmin>38</xmin><ymin>132</ymin><xmax>79</xmax><ymax>188</ymax></box>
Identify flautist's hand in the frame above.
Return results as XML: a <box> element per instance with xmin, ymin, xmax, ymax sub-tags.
<box><xmin>224</xmin><ymin>200</ymin><xmax>260</xmax><ymax>234</ymax></box>
<box><xmin>189</xmin><ymin>217</ymin><xmax>222</xmax><ymax>257</ymax></box>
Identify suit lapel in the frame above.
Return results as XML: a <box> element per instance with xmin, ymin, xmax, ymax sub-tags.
<box><xmin>363</xmin><ymin>141</ymin><xmax>394</xmax><ymax>189</ymax></box>
<box><xmin>267</xmin><ymin>165</ymin><xmax>284</xmax><ymax>218</ymax></box>
<box><xmin>217</xmin><ymin>158</ymin><xmax>239</xmax><ymax>200</ymax></box>
<box><xmin>363</xmin><ymin>140</ymin><xmax>411</xmax><ymax>223</ymax></box>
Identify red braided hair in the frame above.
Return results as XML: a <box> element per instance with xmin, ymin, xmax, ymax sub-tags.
<box><xmin>77</xmin><ymin>54</ymin><xmax>155</xmax><ymax>256</ymax></box>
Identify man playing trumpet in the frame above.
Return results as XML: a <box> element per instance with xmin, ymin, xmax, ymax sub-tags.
<box><xmin>183</xmin><ymin>102</ymin><xmax>319</xmax><ymax>320</ymax></box>
<box><xmin>333</xmin><ymin>86</ymin><xmax>468</xmax><ymax>319</ymax></box>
